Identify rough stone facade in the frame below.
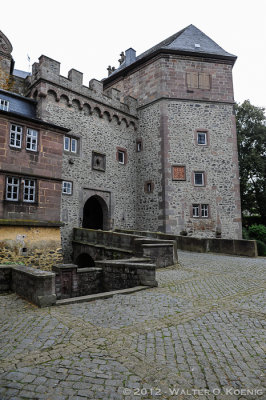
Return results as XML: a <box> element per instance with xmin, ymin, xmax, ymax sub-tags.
<box><xmin>0</xmin><ymin>25</ymin><xmax>242</xmax><ymax>262</ymax></box>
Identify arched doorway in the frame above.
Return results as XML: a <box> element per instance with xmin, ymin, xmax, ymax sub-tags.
<box><xmin>82</xmin><ymin>195</ymin><xmax>108</xmax><ymax>230</ymax></box>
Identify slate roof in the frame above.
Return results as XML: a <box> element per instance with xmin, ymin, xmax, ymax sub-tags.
<box><xmin>13</xmin><ymin>69</ymin><xmax>31</xmax><ymax>79</ymax></box>
<box><xmin>0</xmin><ymin>89</ymin><xmax>36</xmax><ymax>119</ymax></box>
<box><xmin>105</xmin><ymin>24</ymin><xmax>237</xmax><ymax>80</ymax></box>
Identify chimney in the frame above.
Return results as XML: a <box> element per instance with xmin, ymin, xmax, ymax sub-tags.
<box><xmin>125</xmin><ymin>48</ymin><xmax>136</xmax><ymax>66</ymax></box>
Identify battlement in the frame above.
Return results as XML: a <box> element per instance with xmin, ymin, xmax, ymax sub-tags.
<box><xmin>28</xmin><ymin>55</ymin><xmax>138</xmax><ymax>117</ymax></box>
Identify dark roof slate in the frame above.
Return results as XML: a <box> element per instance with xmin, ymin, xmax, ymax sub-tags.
<box><xmin>106</xmin><ymin>24</ymin><xmax>236</xmax><ymax>79</ymax></box>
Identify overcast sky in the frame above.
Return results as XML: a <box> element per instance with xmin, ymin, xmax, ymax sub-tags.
<box><xmin>1</xmin><ymin>0</ymin><xmax>266</xmax><ymax>109</ymax></box>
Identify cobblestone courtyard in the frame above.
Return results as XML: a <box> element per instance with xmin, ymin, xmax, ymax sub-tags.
<box><xmin>0</xmin><ymin>251</ymin><xmax>265</xmax><ymax>400</ymax></box>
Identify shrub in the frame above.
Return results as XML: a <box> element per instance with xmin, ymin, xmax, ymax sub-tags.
<box><xmin>256</xmin><ymin>240</ymin><xmax>266</xmax><ymax>256</ymax></box>
<box><xmin>242</xmin><ymin>227</ymin><xmax>250</xmax><ymax>240</ymax></box>
<box><xmin>248</xmin><ymin>224</ymin><xmax>266</xmax><ymax>244</ymax></box>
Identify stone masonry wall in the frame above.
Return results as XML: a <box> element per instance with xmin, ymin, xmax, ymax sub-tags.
<box><xmin>29</xmin><ymin>78</ymin><xmax>138</xmax><ymax>260</ymax></box>
<box><xmin>136</xmin><ymin>103</ymin><xmax>163</xmax><ymax>231</ymax></box>
<box><xmin>0</xmin><ymin>226</ymin><xmax>63</xmax><ymax>270</ymax></box>
<box><xmin>105</xmin><ymin>54</ymin><xmax>234</xmax><ymax>106</ymax></box>
<box><xmin>165</xmin><ymin>100</ymin><xmax>242</xmax><ymax>238</ymax></box>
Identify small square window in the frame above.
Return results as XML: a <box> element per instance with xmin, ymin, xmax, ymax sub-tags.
<box><xmin>194</xmin><ymin>172</ymin><xmax>204</xmax><ymax>186</ymax></box>
<box><xmin>197</xmin><ymin>132</ymin><xmax>207</xmax><ymax>145</ymax></box>
<box><xmin>0</xmin><ymin>99</ymin><xmax>9</xmax><ymax>111</ymax></box>
<box><xmin>62</xmin><ymin>181</ymin><xmax>72</xmax><ymax>195</ymax></box>
<box><xmin>26</xmin><ymin>129</ymin><xmax>38</xmax><ymax>151</ymax></box>
<box><xmin>118</xmin><ymin>150</ymin><xmax>125</xmax><ymax>164</ymax></box>
<box><xmin>192</xmin><ymin>204</ymin><xmax>199</xmax><ymax>217</ymax></box>
<box><xmin>10</xmin><ymin>124</ymin><xmax>23</xmax><ymax>149</ymax></box>
<box><xmin>23</xmin><ymin>179</ymin><xmax>36</xmax><ymax>202</ymax></box>
<box><xmin>201</xmin><ymin>204</ymin><xmax>209</xmax><ymax>218</ymax></box>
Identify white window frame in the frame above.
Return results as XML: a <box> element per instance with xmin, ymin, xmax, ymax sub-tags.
<box><xmin>10</xmin><ymin>124</ymin><xmax>23</xmax><ymax>149</ymax></box>
<box><xmin>6</xmin><ymin>177</ymin><xmax>19</xmax><ymax>201</ymax></box>
<box><xmin>62</xmin><ymin>181</ymin><xmax>72</xmax><ymax>195</ymax></box>
<box><xmin>197</xmin><ymin>132</ymin><xmax>207</xmax><ymax>145</ymax></box>
<box><xmin>192</xmin><ymin>204</ymin><xmax>200</xmax><ymax>217</ymax></box>
<box><xmin>201</xmin><ymin>204</ymin><xmax>209</xmax><ymax>218</ymax></box>
<box><xmin>118</xmin><ymin>150</ymin><xmax>125</xmax><ymax>164</ymax></box>
<box><xmin>23</xmin><ymin>179</ymin><xmax>36</xmax><ymax>202</ymax></box>
<box><xmin>64</xmin><ymin>136</ymin><xmax>77</xmax><ymax>153</ymax></box>
<box><xmin>194</xmin><ymin>172</ymin><xmax>204</xmax><ymax>186</ymax></box>
<box><xmin>26</xmin><ymin>128</ymin><xmax>38</xmax><ymax>152</ymax></box>
<box><xmin>64</xmin><ymin>136</ymin><xmax>70</xmax><ymax>151</ymax></box>
<box><xmin>0</xmin><ymin>99</ymin><xmax>9</xmax><ymax>111</ymax></box>
<box><xmin>71</xmin><ymin>138</ymin><xmax>77</xmax><ymax>153</ymax></box>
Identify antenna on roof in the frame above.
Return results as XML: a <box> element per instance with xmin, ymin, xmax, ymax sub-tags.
<box><xmin>27</xmin><ymin>54</ymin><xmax>31</xmax><ymax>72</ymax></box>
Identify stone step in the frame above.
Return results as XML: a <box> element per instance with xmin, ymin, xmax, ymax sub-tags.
<box><xmin>55</xmin><ymin>286</ymin><xmax>150</xmax><ymax>306</ymax></box>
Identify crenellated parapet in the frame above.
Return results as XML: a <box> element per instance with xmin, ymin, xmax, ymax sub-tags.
<box><xmin>26</xmin><ymin>55</ymin><xmax>138</xmax><ymax>128</ymax></box>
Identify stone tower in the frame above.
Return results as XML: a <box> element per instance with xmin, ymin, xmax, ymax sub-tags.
<box><xmin>104</xmin><ymin>25</ymin><xmax>242</xmax><ymax>239</ymax></box>
<box><xmin>0</xmin><ymin>31</ymin><xmax>13</xmax><ymax>90</ymax></box>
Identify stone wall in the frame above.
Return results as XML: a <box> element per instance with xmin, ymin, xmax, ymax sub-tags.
<box><xmin>135</xmin><ymin>103</ymin><xmax>163</xmax><ymax>231</ymax></box>
<box><xmin>0</xmin><ymin>224</ymin><xmax>63</xmax><ymax>270</ymax></box>
<box><xmin>104</xmin><ymin>54</ymin><xmax>235</xmax><ymax>107</ymax></box>
<box><xmin>0</xmin><ymin>264</ymin><xmax>56</xmax><ymax>307</ymax></box>
<box><xmin>164</xmin><ymin>100</ymin><xmax>241</xmax><ymax>238</ymax></box>
<box><xmin>26</xmin><ymin>58</ymin><xmax>139</xmax><ymax>260</ymax></box>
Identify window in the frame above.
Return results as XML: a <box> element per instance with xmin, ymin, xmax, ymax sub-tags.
<box><xmin>6</xmin><ymin>177</ymin><xmax>19</xmax><ymax>201</ymax></box>
<box><xmin>201</xmin><ymin>204</ymin><xmax>209</xmax><ymax>218</ymax></box>
<box><xmin>62</xmin><ymin>181</ymin><xmax>72</xmax><ymax>195</ymax></box>
<box><xmin>71</xmin><ymin>138</ymin><xmax>77</xmax><ymax>153</ymax></box>
<box><xmin>197</xmin><ymin>132</ymin><xmax>207</xmax><ymax>145</ymax></box>
<box><xmin>145</xmin><ymin>181</ymin><xmax>154</xmax><ymax>193</ymax></box>
<box><xmin>192</xmin><ymin>204</ymin><xmax>199</xmax><ymax>217</ymax></box>
<box><xmin>116</xmin><ymin>147</ymin><xmax>127</xmax><ymax>165</ymax></box>
<box><xmin>10</xmin><ymin>124</ymin><xmax>23</xmax><ymax>148</ymax></box>
<box><xmin>136</xmin><ymin>139</ymin><xmax>142</xmax><ymax>152</ymax></box>
<box><xmin>192</xmin><ymin>204</ymin><xmax>209</xmax><ymax>218</ymax></box>
<box><xmin>64</xmin><ymin>136</ymin><xmax>78</xmax><ymax>153</ymax></box>
<box><xmin>23</xmin><ymin>179</ymin><xmax>36</xmax><ymax>202</ymax></box>
<box><xmin>118</xmin><ymin>150</ymin><xmax>125</xmax><ymax>164</ymax></box>
<box><xmin>194</xmin><ymin>172</ymin><xmax>204</xmax><ymax>186</ymax></box>
<box><xmin>26</xmin><ymin>129</ymin><xmax>38</xmax><ymax>151</ymax></box>
<box><xmin>0</xmin><ymin>99</ymin><xmax>9</xmax><ymax>111</ymax></box>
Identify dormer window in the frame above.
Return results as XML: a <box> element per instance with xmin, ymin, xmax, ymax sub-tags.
<box><xmin>0</xmin><ymin>98</ymin><xmax>9</xmax><ymax>111</ymax></box>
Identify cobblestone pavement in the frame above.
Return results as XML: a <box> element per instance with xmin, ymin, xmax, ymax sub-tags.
<box><xmin>0</xmin><ymin>251</ymin><xmax>265</xmax><ymax>400</ymax></box>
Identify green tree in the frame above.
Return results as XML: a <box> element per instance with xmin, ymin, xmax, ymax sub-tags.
<box><xmin>235</xmin><ymin>100</ymin><xmax>266</xmax><ymax>217</ymax></box>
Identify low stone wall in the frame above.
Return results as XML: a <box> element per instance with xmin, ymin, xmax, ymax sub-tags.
<box><xmin>115</xmin><ymin>229</ymin><xmax>257</xmax><ymax>257</ymax></box>
<box><xmin>73</xmin><ymin>228</ymin><xmax>137</xmax><ymax>251</ymax></box>
<box><xmin>73</xmin><ymin>228</ymin><xmax>177</xmax><ymax>268</ymax></box>
<box><xmin>0</xmin><ymin>222</ymin><xmax>63</xmax><ymax>270</ymax></box>
<box><xmin>0</xmin><ymin>264</ymin><xmax>56</xmax><ymax>307</ymax></box>
<box><xmin>95</xmin><ymin>260</ymin><xmax>158</xmax><ymax>291</ymax></box>
<box><xmin>0</xmin><ymin>265</ymin><xmax>12</xmax><ymax>292</ymax></box>
<box><xmin>53</xmin><ymin>264</ymin><xmax>103</xmax><ymax>299</ymax></box>
<box><xmin>176</xmin><ymin>236</ymin><xmax>257</xmax><ymax>257</ymax></box>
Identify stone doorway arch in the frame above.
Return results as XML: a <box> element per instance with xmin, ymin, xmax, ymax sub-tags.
<box><xmin>82</xmin><ymin>195</ymin><xmax>108</xmax><ymax>230</ymax></box>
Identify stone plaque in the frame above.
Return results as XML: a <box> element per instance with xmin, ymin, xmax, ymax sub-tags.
<box><xmin>172</xmin><ymin>166</ymin><xmax>186</xmax><ymax>181</ymax></box>
<box><xmin>92</xmin><ymin>151</ymin><xmax>106</xmax><ymax>172</ymax></box>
